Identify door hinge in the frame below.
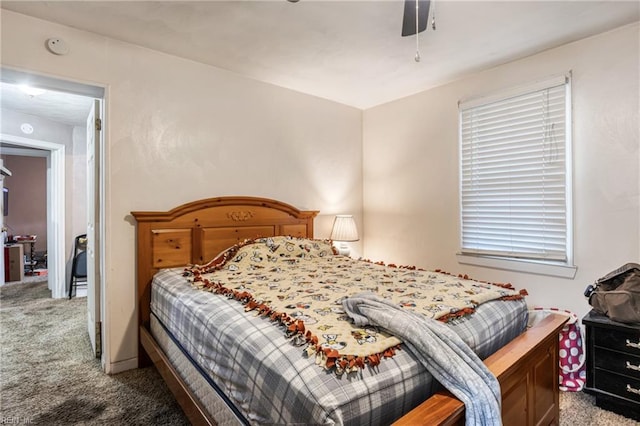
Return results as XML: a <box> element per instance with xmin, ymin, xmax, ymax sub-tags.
<box><xmin>95</xmin><ymin>118</ymin><xmax>102</xmax><ymax>131</ymax></box>
<box><xmin>95</xmin><ymin>320</ymin><xmax>102</xmax><ymax>358</ymax></box>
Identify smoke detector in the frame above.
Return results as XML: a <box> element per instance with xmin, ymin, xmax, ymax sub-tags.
<box><xmin>46</xmin><ymin>38</ymin><xmax>69</xmax><ymax>55</ymax></box>
<box><xmin>20</xmin><ymin>123</ymin><xmax>34</xmax><ymax>134</ymax></box>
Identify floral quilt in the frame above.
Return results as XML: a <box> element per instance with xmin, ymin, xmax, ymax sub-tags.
<box><xmin>185</xmin><ymin>236</ymin><xmax>526</xmax><ymax>374</ymax></box>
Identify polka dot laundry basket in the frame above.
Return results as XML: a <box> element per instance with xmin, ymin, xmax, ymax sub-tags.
<box><xmin>529</xmin><ymin>307</ymin><xmax>586</xmax><ymax>392</ymax></box>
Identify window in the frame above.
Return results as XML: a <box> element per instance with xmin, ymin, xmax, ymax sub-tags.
<box><xmin>458</xmin><ymin>75</ymin><xmax>575</xmax><ymax>277</ymax></box>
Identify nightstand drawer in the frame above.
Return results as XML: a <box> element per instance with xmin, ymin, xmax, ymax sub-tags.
<box><xmin>595</xmin><ymin>329</ymin><xmax>640</xmax><ymax>355</ymax></box>
<box><xmin>584</xmin><ymin>310</ymin><xmax>640</xmax><ymax>419</ymax></box>
<box><xmin>595</xmin><ymin>347</ymin><xmax>640</xmax><ymax>379</ymax></box>
<box><xmin>595</xmin><ymin>369</ymin><xmax>640</xmax><ymax>402</ymax></box>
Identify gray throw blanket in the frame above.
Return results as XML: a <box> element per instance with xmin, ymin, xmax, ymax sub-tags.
<box><xmin>342</xmin><ymin>293</ymin><xmax>502</xmax><ymax>426</ymax></box>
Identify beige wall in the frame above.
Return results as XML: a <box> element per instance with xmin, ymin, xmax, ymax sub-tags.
<box><xmin>1</xmin><ymin>10</ymin><xmax>363</xmax><ymax>372</ymax></box>
<box><xmin>363</xmin><ymin>23</ymin><xmax>640</xmax><ymax>321</ymax></box>
<box><xmin>1</xmin><ymin>155</ymin><xmax>47</xmax><ymax>253</ymax></box>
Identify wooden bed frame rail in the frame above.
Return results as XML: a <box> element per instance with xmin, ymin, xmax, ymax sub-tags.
<box><xmin>394</xmin><ymin>313</ymin><xmax>567</xmax><ymax>425</ymax></box>
<box><xmin>132</xmin><ymin>196</ymin><xmax>567</xmax><ymax>425</ymax></box>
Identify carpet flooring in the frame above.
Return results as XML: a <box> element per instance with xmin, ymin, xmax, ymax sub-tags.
<box><xmin>0</xmin><ymin>280</ymin><xmax>189</xmax><ymax>425</ymax></box>
<box><xmin>1</xmin><ymin>280</ymin><xmax>638</xmax><ymax>425</ymax></box>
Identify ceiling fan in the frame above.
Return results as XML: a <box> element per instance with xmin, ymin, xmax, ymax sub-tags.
<box><xmin>401</xmin><ymin>0</ymin><xmax>431</xmax><ymax>36</ymax></box>
<box><xmin>401</xmin><ymin>0</ymin><xmax>436</xmax><ymax>62</ymax></box>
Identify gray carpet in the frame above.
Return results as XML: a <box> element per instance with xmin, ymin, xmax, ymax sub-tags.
<box><xmin>560</xmin><ymin>390</ymin><xmax>639</xmax><ymax>425</ymax></box>
<box><xmin>1</xmin><ymin>280</ymin><xmax>638</xmax><ymax>425</ymax></box>
<box><xmin>0</xmin><ymin>280</ymin><xmax>189</xmax><ymax>425</ymax></box>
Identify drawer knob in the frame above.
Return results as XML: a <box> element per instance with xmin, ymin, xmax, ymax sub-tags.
<box><xmin>626</xmin><ymin>339</ymin><xmax>640</xmax><ymax>350</ymax></box>
<box><xmin>626</xmin><ymin>361</ymin><xmax>640</xmax><ymax>372</ymax></box>
<box><xmin>627</xmin><ymin>384</ymin><xmax>640</xmax><ymax>395</ymax></box>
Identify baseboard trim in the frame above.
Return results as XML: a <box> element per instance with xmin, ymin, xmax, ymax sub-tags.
<box><xmin>108</xmin><ymin>357</ymin><xmax>138</xmax><ymax>374</ymax></box>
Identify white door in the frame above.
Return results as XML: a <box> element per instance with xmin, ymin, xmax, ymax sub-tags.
<box><xmin>87</xmin><ymin>100</ymin><xmax>102</xmax><ymax>358</ymax></box>
<box><xmin>0</xmin><ymin>161</ymin><xmax>5</xmax><ymax>286</ymax></box>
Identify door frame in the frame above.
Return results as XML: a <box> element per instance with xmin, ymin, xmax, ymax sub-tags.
<box><xmin>0</xmin><ymin>135</ymin><xmax>66</xmax><ymax>298</ymax></box>
<box><xmin>1</xmin><ymin>67</ymin><xmax>107</xmax><ymax>370</ymax></box>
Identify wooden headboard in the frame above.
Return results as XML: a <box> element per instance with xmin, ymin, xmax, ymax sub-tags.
<box><xmin>131</xmin><ymin>196</ymin><xmax>319</xmax><ymax>337</ymax></box>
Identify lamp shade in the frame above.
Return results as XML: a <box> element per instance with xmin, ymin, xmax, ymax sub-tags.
<box><xmin>330</xmin><ymin>215</ymin><xmax>359</xmax><ymax>242</ymax></box>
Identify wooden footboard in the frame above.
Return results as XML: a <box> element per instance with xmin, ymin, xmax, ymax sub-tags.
<box><xmin>395</xmin><ymin>313</ymin><xmax>567</xmax><ymax>426</ymax></box>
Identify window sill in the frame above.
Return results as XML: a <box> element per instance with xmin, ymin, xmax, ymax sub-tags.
<box><xmin>456</xmin><ymin>253</ymin><xmax>577</xmax><ymax>279</ymax></box>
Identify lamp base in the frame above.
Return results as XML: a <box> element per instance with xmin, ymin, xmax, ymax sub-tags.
<box><xmin>335</xmin><ymin>242</ymin><xmax>351</xmax><ymax>257</ymax></box>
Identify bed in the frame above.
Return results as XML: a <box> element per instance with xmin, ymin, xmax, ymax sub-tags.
<box><xmin>132</xmin><ymin>196</ymin><xmax>568</xmax><ymax>425</ymax></box>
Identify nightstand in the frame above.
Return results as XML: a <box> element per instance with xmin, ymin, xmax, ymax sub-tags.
<box><xmin>583</xmin><ymin>309</ymin><xmax>640</xmax><ymax>421</ymax></box>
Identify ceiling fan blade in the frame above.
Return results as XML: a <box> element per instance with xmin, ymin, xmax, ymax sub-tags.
<box><xmin>401</xmin><ymin>0</ymin><xmax>430</xmax><ymax>37</ymax></box>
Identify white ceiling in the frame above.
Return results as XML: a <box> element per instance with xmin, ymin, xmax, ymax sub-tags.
<box><xmin>1</xmin><ymin>0</ymin><xmax>638</xmax><ymax>125</ymax></box>
<box><xmin>0</xmin><ymin>82</ymin><xmax>95</xmax><ymax>127</ymax></box>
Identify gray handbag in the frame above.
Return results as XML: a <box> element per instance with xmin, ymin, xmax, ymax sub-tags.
<box><xmin>585</xmin><ymin>263</ymin><xmax>640</xmax><ymax>324</ymax></box>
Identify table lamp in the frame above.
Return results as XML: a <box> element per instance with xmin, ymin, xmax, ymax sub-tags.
<box><xmin>330</xmin><ymin>215</ymin><xmax>359</xmax><ymax>256</ymax></box>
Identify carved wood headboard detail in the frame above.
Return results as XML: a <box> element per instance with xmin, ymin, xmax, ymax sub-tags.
<box><xmin>131</xmin><ymin>196</ymin><xmax>319</xmax><ymax>342</ymax></box>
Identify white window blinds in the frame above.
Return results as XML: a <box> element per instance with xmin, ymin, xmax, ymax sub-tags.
<box><xmin>459</xmin><ymin>76</ymin><xmax>571</xmax><ymax>262</ymax></box>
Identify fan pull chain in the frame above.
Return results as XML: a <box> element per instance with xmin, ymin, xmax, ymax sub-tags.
<box><xmin>432</xmin><ymin>0</ymin><xmax>436</xmax><ymax>30</ymax></box>
<box><xmin>414</xmin><ymin>0</ymin><xmax>420</xmax><ymax>62</ymax></box>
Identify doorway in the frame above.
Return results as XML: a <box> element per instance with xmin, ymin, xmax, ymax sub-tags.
<box><xmin>0</xmin><ymin>69</ymin><xmax>105</xmax><ymax>363</ymax></box>
<box><xmin>0</xmin><ymin>136</ymin><xmax>66</xmax><ymax>296</ymax></box>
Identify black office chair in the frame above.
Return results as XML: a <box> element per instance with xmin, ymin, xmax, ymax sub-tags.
<box><xmin>69</xmin><ymin>234</ymin><xmax>88</xmax><ymax>299</ymax></box>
